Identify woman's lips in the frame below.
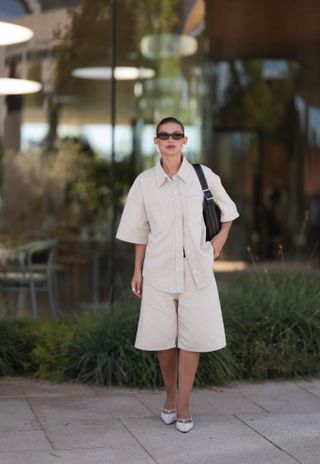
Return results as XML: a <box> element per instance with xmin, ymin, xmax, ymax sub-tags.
<box><xmin>166</xmin><ymin>145</ymin><xmax>175</xmax><ymax>148</ymax></box>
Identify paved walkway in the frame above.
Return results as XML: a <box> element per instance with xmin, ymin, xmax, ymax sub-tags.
<box><xmin>0</xmin><ymin>377</ymin><xmax>319</xmax><ymax>464</ymax></box>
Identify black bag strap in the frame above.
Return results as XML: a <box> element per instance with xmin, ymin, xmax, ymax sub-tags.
<box><xmin>192</xmin><ymin>164</ymin><xmax>214</xmax><ymax>202</ymax></box>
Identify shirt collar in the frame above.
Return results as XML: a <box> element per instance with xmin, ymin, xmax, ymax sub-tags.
<box><xmin>155</xmin><ymin>156</ymin><xmax>192</xmax><ymax>187</ymax></box>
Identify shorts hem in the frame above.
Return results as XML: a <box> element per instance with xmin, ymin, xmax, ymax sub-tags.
<box><xmin>135</xmin><ymin>344</ymin><xmax>177</xmax><ymax>352</ymax></box>
<box><xmin>177</xmin><ymin>343</ymin><xmax>227</xmax><ymax>353</ymax></box>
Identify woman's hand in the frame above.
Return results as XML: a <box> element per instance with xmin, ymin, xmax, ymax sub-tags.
<box><xmin>131</xmin><ymin>244</ymin><xmax>146</xmax><ymax>298</ymax></box>
<box><xmin>210</xmin><ymin>227</ymin><xmax>230</xmax><ymax>258</ymax></box>
<box><xmin>131</xmin><ymin>270</ymin><xmax>143</xmax><ymax>298</ymax></box>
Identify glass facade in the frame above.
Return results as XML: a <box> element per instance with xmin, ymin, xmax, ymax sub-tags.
<box><xmin>0</xmin><ymin>0</ymin><xmax>319</xmax><ymax>309</ymax></box>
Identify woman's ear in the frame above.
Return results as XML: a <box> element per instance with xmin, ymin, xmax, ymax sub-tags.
<box><xmin>154</xmin><ymin>139</ymin><xmax>161</xmax><ymax>155</ymax></box>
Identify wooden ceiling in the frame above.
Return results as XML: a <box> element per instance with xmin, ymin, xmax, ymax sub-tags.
<box><xmin>205</xmin><ymin>0</ymin><xmax>320</xmax><ymax>60</ymax></box>
<box><xmin>204</xmin><ymin>0</ymin><xmax>320</xmax><ymax>105</ymax></box>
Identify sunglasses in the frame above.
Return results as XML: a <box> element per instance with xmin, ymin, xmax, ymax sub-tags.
<box><xmin>156</xmin><ymin>132</ymin><xmax>185</xmax><ymax>140</ymax></box>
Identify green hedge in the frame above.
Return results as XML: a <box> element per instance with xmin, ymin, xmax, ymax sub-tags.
<box><xmin>221</xmin><ymin>269</ymin><xmax>320</xmax><ymax>380</ymax></box>
<box><xmin>0</xmin><ymin>319</ymin><xmax>37</xmax><ymax>376</ymax></box>
<box><xmin>1</xmin><ymin>268</ymin><xmax>319</xmax><ymax>386</ymax></box>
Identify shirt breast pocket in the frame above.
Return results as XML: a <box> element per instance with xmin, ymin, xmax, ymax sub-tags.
<box><xmin>146</xmin><ymin>200</ymin><xmax>173</xmax><ymax>234</ymax></box>
<box><xmin>187</xmin><ymin>194</ymin><xmax>203</xmax><ymax>224</ymax></box>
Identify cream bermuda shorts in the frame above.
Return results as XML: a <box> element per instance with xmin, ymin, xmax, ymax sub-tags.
<box><xmin>135</xmin><ymin>258</ymin><xmax>227</xmax><ymax>352</ymax></box>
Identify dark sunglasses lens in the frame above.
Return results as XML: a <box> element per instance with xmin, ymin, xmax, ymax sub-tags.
<box><xmin>157</xmin><ymin>133</ymin><xmax>169</xmax><ymax>140</ymax></box>
<box><xmin>172</xmin><ymin>133</ymin><xmax>184</xmax><ymax>140</ymax></box>
<box><xmin>157</xmin><ymin>132</ymin><xmax>184</xmax><ymax>140</ymax></box>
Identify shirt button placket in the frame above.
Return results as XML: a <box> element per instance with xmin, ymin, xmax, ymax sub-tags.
<box><xmin>173</xmin><ymin>179</ymin><xmax>184</xmax><ymax>292</ymax></box>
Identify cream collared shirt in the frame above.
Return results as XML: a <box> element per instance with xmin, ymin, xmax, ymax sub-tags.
<box><xmin>116</xmin><ymin>156</ymin><xmax>239</xmax><ymax>292</ymax></box>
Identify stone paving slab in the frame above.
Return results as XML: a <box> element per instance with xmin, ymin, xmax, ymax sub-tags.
<box><xmin>134</xmin><ymin>387</ymin><xmax>266</xmax><ymax>417</ymax></box>
<box><xmin>0</xmin><ymin>377</ymin><xmax>95</xmax><ymax>398</ymax></box>
<box><xmin>91</xmin><ymin>385</ymin><xmax>147</xmax><ymax>396</ymax></box>
<box><xmin>0</xmin><ymin>377</ymin><xmax>319</xmax><ymax>464</ymax></box>
<box><xmin>0</xmin><ymin>448</ymin><xmax>155</xmax><ymax>464</ymax></box>
<box><xmin>231</xmin><ymin>380</ymin><xmax>320</xmax><ymax>413</ymax></box>
<box><xmin>192</xmin><ymin>387</ymin><xmax>268</xmax><ymax>416</ymax></box>
<box><xmin>122</xmin><ymin>415</ymin><xmax>298</xmax><ymax>464</ymax></box>
<box><xmin>28</xmin><ymin>393</ymin><xmax>154</xmax><ymax>427</ymax></box>
<box><xmin>0</xmin><ymin>399</ymin><xmax>39</xmax><ymax>431</ymax></box>
<box><xmin>0</xmin><ymin>430</ymin><xmax>52</xmax><ymax>452</ymax></box>
<box><xmin>44</xmin><ymin>418</ymin><xmax>155</xmax><ymax>454</ymax></box>
<box><xmin>238</xmin><ymin>411</ymin><xmax>320</xmax><ymax>464</ymax></box>
<box><xmin>293</xmin><ymin>379</ymin><xmax>320</xmax><ymax>399</ymax></box>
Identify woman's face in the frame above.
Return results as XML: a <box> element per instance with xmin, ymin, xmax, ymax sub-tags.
<box><xmin>154</xmin><ymin>122</ymin><xmax>188</xmax><ymax>158</ymax></box>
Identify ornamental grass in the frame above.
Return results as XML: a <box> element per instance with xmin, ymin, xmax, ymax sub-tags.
<box><xmin>1</xmin><ymin>267</ymin><xmax>319</xmax><ymax>386</ymax></box>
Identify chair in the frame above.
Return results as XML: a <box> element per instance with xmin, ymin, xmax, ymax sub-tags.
<box><xmin>50</xmin><ymin>224</ymin><xmax>93</xmax><ymax>304</ymax></box>
<box><xmin>0</xmin><ymin>239</ymin><xmax>59</xmax><ymax>319</ymax></box>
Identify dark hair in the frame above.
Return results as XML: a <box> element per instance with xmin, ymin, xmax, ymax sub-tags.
<box><xmin>156</xmin><ymin>117</ymin><xmax>185</xmax><ymax>134</ymax></box>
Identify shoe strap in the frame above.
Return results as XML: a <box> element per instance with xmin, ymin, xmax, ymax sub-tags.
<box><xmin>161</xmin><ymin>408</ymin><xmax>176</xmax><ymax>414</ymax></box>
<box><xmin>177</xmin><ymin>417</ymin><xmax>193</xmax><ymax>423</ymax></box>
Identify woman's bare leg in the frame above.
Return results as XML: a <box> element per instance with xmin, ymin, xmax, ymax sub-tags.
<box><xmin>177</xmin><ymin>350</ymin><xmax>200</xmax><ymax>419</ymax></box>
<box><xmin>157</xmin><ymin>348</ymin><xmax>178</xmax><ymax>410</ymax></box>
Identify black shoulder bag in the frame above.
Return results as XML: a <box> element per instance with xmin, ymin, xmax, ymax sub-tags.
<box><xmin>192</xmin><ymin>164</ymin><xmax>221</xmax><ymax>241</ymax></box>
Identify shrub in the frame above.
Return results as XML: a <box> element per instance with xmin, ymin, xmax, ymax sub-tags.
<box><xmin>63</xmin><ymin>301</ymin><xmax>164</xmax><ymax>387</ymax></box>
<box><xmin>29</xmin><ymin>320</ymin><xmax>76</xmax><ymax>380</ymax></box>
<box><xmin>222</xmin><ymin>268</ymin><xmax>320</xmax><ymax>380</ymax></box>
<box><xmin>0</xmin><ymin>268</ymin><xmax>319</xmax><ymax>386</ymax></box>
<box><xmin>63</xmin><ymin>298</ymin><xmax>240</xmax><ymax>387</ymax></box>
<box><xmin>0</xmin><ymin>319</ymin><xmax>37</xmax><ymax>376</ymax></box>
<box><xmin>196</xmin><ymin>349</ymin><xmax>240</xmax><ymax>386</ymax></box>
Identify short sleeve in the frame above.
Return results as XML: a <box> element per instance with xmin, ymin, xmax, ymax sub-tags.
<box><xmin>202</xmin><ymin>166</ymin><xmax>240</xmax><ymax>223</ymax></box>
<box><xmin>116</xmin><ymin>176</ymin><xmax>150</xmax><ymax>244</ymax></box>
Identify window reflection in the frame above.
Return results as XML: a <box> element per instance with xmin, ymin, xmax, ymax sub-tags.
<box><xmin>0</xmin><ymin>0</ymin><xmax>206</xmax><ymax>308</ymax></box>
<box><xmin>0</xmin><ymin>0</ymin><xmax>319</xmax><ymax>311</ymax></box>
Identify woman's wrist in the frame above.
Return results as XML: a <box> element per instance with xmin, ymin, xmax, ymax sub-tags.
<box><xmin>219</xmin><ymin>228</ymin><xmax>229</xmax><ymax>238</ymax></box>
<box><xmin>211</xmin><ymin>228</ymin><xmax>228</xmax><ymax>244</ymax></box>
<box><xmin>220</xmin><ymin>221</ymin><xmax>233</xmax><ymax>235</ymax></box>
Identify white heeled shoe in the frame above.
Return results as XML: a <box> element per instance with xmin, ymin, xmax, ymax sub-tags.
<box><xmin>160</xmin><ymin>408</ymin><xmax>177</xmax><ymax>425</ymax></box>
<box><xmin>176</xmin><ymin>417</ymin><xmax>194</xmax><ymax>433</ymax></box>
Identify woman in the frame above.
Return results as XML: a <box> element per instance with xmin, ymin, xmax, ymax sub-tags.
<box><xmin>116</xmin><ymin>116</ymin><xmax>239</xmax><ymax>433</ymax></box>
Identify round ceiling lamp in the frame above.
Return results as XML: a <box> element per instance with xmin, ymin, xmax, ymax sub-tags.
<box><xmin>71</xmin><ymin>66</ymin><xmax>155</xmax><ymax>80</ymax></box>
<box><xmin>0</xmin><ymin>78</ymin><xmax>42</xmax><ymax>95</ymax></box>
<box><xmin>0</xmin><ymin>21</ymin><xmax>34</xmax><ymax>46</ymax></box>
<box><xmin>140</xmin><ymin>33</ymin><xmax>198</xmax><ymax>59</ymax></box>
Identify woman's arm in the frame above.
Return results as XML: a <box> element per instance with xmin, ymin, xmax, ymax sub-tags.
<box><xmin>131</xmin><ymin>244</ymin><xmax>146</xmax><ymax>298</ymax></box>
<box><xmin>210</xmin><ymin>221</ymin><xmax>233</xmax><ymax>258</ymax></box>
<box><xmin>203</xmin><ymin>167</ymin><xmax>239</xmax><ymax>259</ymax></box>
